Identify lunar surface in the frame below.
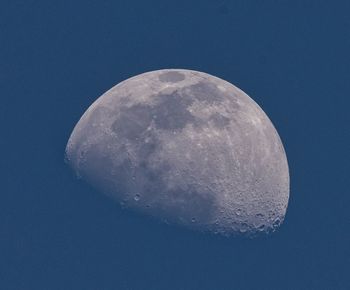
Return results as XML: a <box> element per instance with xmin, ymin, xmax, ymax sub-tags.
<box><xmin>65</xmin><ymin>69</ymin><xmax>289</xmax><ymax>236</ymax></box>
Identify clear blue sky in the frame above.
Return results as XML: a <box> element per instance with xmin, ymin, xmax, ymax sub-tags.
<box><xmin>1</xmin><ymin>1</ymin><xmax>349</xmax><ymax>289</ymax></box>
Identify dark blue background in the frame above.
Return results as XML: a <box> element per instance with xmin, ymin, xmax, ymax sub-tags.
<box><xmin>1</xmin><ymin>1</ymin><xmax>349</xmax><ymax>289</ymax></box>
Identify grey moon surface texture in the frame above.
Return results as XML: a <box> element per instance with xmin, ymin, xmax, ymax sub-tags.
<box><xmin>65</xmin><ymin>69</ymin><xmax>290</xmax><ymax>236</ymax></box>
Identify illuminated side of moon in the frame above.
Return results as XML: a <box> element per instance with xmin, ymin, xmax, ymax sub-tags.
<box><xmin>65</xmin><ymin>69</ymin><xmax>290</xmax><ymax>236</ymax></box>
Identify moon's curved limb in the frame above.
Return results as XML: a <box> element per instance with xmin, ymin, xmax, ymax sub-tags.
<box><xmin>65</xmin><ymin>69</ymin><xmax>289</xmax><ymax>236</ymax></box>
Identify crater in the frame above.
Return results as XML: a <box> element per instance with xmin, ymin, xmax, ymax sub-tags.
<box><xmin>158</xmin><ymin>71</ymin><xmax>186</xmax><ymax>83</ymax></box>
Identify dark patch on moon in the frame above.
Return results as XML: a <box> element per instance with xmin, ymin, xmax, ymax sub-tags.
<box><xmin>111</xmin><ymin>104</ymin><xmax>152</xmax><ymax>140</ymax></box>
<box><xmin>158</xmin><ymin>71</ymin><xmax>185</xmax><ymax>83</ymax></box>
<box><xmin>152</xmin><ymin>91</ymin><xmax>196</xmax><ymax>130</ymax></box>
<box><xmin>210</xmin><ymin>113</ymin><xmax>231</xmax><ymax>128</ymax></box>
<box><xmin>186</xmin><ymin>81</ymin><xmax>224</xmax><ymax>104</ymax></box>
<box><xmin>138</xmin><ymin>137</ymin><xmax>157</xmax><ymax>158</ymax></box>
<box><xmin>111</xmin><ymin>86</ymin><xmax>232</xmax><ymax>143</ymax></box>
<box><xmin>139</xmin><ymin>157</ymin><xmax>164</xmax><ymax>184</ymax></box>
<box><xmin>112</xmin><ymin>90</ymin><xmax>196</xmax><ymax>137</ymax></box>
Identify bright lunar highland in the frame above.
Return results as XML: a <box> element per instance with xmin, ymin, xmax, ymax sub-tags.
<box><xmin>65</xmin><ymin>69</ymin><xmax>290</xmax><ymax>236</ymax></box>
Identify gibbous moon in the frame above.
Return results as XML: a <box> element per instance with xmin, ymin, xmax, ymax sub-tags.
<box><xmin>65</xmin><ymin>69</ymin><xmax>289</xmax><ymax>236</ymax></box>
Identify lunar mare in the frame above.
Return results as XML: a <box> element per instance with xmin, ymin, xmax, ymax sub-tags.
<box><xmin>65</xmin><ymin>69</ymin><xmax>289</xmax><ymax>236</ymax></box>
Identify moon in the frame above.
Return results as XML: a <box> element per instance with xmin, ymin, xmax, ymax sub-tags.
<box><xmin>65</xmin><ymin>69</ymin><xmax>289</xmax><ymax>236</ymax></box>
